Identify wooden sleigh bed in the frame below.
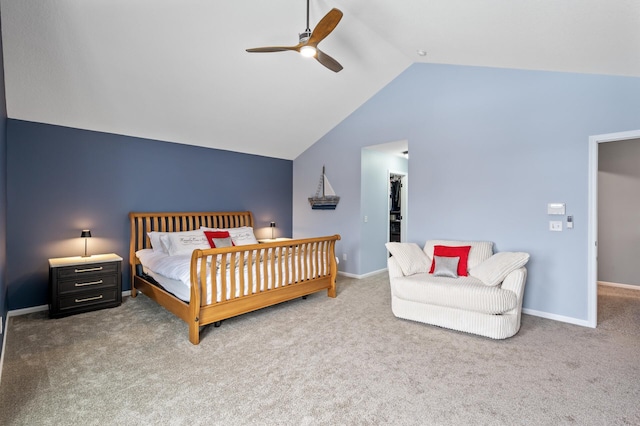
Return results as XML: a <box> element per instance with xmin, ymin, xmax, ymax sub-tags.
<box><xmin>129</xmin><ymin>211</ymin><xmax>340</xmax><ymax>344</ymax></box>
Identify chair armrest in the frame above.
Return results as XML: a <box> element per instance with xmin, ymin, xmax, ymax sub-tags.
<box><xmin>501</xmin><ymin>267</ymin><xmax>527</xmax><ymax>307</ymax></box>
<box><xmin>387</xmin><ymin>256</ymin><xmax>404</xmax><ymax>278</ymax></box>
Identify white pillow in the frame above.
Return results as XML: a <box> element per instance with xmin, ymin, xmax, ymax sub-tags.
<box><xmin>385</xmin><ymin>242</ymin><xmax>432</xmax><ymax>276</ymax></box>
<box><xmin>470</xmin><ymin>252</ymin><xmax>530</xmax><ymax>286</ymax></box>
<box><xmin>147</xmin><ymin>231</ymin><xmax>170</xmax><ymax>253</ymax></box>
<box><xmin>160</xmin><ymin>230</ymin><xmax>210</xmax><ymax>256</ymax></box>
<box><xmin>201</xmin><ymin>226</ymin><xmax>259</xmax><ymax>246</ymax></box>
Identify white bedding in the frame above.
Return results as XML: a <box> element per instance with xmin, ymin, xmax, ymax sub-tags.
<box><xmin>136</xmin><ymin>247</ymin><xmax>328</xmax><ymax>304</ymax></box>
<box><xmin>143</xmin><ymin>267</ymin><xmax>191</xmax><ymax>302</ymax></box>
<box><xmin>137</xmin><ymin>249</ymin><xmax>192</xmax><ymax>283</ymax></box>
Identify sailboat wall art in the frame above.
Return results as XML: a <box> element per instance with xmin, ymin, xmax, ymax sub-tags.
<box><xmin>308</xmin><ymin>166</ymin><xmax>340</xmax><ymax>210</ymax></box>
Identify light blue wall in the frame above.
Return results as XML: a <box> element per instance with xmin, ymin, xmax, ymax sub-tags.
<box><xmin>293</xmin><ymin>63</ymin><xmax>640</xmax><ymax>322</ymax></box>
<box><xmin>360</xmin><ymin>149</ymin><xmax>407</xmax><ymax>273</ymax></box>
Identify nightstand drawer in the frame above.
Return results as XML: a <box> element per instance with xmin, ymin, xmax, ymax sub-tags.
<box><xmin>58</xmin><ymin>274</ymin><xmax>119</xmax><ymax>294</ymax></box>
<box><xmin>57</xmin><ymin>262</ymin><xmax>120</xmax><ymax>279</ymax></box>
<box><xmin>58</xmin><ymin>289</ymin><xmax>119</xmax><ymax>311</ymax></box>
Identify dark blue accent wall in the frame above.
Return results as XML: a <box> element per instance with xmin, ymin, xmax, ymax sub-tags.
<box><xmin>0</xmin><ymin>8</ymin><xmax>8</xmax><ymax>348</ymax></box>
<box><xmin>6</xmin><ymin>120</ymin><xmax>292</xmax><ymax>310</ymax></box>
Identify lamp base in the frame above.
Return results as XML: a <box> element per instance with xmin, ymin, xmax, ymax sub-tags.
<box><xmin>82</xmin><ymin>238</ymin><xmax>90</xmax><ymax>258</ymax></box>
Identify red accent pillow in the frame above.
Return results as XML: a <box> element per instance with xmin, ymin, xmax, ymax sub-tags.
<box><xmin>203</xmin><ymin>231</ymin><xmax>235</xmax><ymax>248</ymax></box>
<box><xmin>429</xmin><ymin>245</ymin><xmax>471</xmax><ymax>276</ymax></box>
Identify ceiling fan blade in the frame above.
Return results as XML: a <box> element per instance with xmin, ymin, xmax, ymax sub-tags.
<box><xmin>246</xmin><ymin>45</ymin><xmax>300</xmax><ymax>53</ymax></box>
<box><xmin>307</xmin><ymin>8</ymin><xmax>343</xmax><ymax>46</ymax></box>
<box><xmin>316</xmin><ymin>49</ymin><xmax>343</xmax><ymax>73</ymax></box>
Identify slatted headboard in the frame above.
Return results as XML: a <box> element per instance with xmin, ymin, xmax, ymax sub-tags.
<box><xmin>128</xmin><ymin>211</ymin><xmax>255</xmax><ymax>279</ymax></box>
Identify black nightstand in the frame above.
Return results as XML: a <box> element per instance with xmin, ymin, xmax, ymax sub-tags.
<box><xmin>48</xmin><ymin>253</ymin><xmax>123</xmax><ymax>318</ymax></box>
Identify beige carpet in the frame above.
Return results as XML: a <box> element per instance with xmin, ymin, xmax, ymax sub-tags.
<box><xmin>1</xmin><ymin>274</ymin><xmax>639</xmax><ymax>425</ymax></box>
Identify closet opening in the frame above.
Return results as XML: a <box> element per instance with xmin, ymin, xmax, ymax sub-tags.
<box><xmin>389</xmin><ymin>174</ymin><xmax>404</xmax><ymax>242</ymax></box>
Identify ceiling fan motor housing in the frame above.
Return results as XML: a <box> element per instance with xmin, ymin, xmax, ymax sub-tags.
<box><xmin>299</xmin><ymin>29</ymin><xmax>312</xmax><ymax>43</ymax></box>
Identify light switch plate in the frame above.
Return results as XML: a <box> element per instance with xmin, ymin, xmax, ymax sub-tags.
<box><xmin>549</xmin><ymin>221</ymin><xmax>563</xmax><ymax>231</ymax></box>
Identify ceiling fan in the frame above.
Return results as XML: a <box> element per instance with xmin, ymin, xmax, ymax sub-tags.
<box><xmin>246</xmin><ymin>0</ymin><xmax>344</xmax><ymax>73</ymax></box>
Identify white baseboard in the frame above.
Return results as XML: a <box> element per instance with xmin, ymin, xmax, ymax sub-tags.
<box><xmin>338</xmin><ymin>268</ymin><xmax>387</xmax><ymax>280</ymax></box>
<box><xmin>522</xmin><ymin>308</ymin><xmax>593</xmax><ymax>328</ymax></box>
<box><xmin>522</xmin><ymin>282</ymin><xmax>639</xmax><ymax>329</ymax></box>
<box><xmin>598</xmin><ymin>281</ymin><xmax>640</xmax><ymax>291</ymax></box>
<box><xmin>0</xmin><ymin>317</ymin><xmax>7</xmax><ymax>386</ymax></box>
<box><xmin>7</xmin><ymin>304</ymin><xmax>48</xmax><ymax>317</ymax></box>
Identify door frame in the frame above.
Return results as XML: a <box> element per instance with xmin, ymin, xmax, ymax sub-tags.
<box><xmin>587</xmin><ymin>129</ymin><xmax>640</xmax><ymax>328</ymax></box>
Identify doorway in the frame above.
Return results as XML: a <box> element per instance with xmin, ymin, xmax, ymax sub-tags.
<box><xmin>587</xmin><ymin>129</ymin><xmax>640</xmax><ymax>327</ymax></box>
<box><xmin>389</xmin><ymin>172</ymin><xmax>407</xmax><ymax>243</ymax></box>
<box><xmin>360</xmin><ymin>140</ymin><xmax>408</xmax><ymax>274</ymax></box>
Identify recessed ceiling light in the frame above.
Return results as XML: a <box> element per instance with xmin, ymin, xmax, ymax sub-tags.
<box><xmin>416</xmin><ymin>49</ymin><xmax>427</xmax><ymax>57</ymax></box>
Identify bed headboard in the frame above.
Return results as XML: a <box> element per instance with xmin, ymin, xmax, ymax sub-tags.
<box><xmin>128</xmin><ymin>211</ymin><xmax>255</xmax><ymax>275</ymax></box>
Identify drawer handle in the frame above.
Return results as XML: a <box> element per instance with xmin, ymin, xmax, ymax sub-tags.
<box><xmin>75</xmin><ymin>280</ymin><xmax>103</xmax><ymax>287</ymax></box>
<box><xmin>74</xmin><ymin>266</ymin><xmax>103</xmax><ymax>273</ymax></box>
<box><xmin>75</xmin><ymin>295</ymin><xmax>103</xmax><ymax>303</ymax></box>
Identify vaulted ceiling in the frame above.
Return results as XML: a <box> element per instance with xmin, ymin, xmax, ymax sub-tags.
<box><xmin>2</xmin><ymin>1</ymin><xmax>638</xmax><ymax>160</ymax></box>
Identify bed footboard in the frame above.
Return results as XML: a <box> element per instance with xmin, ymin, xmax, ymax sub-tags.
<box><xmin>189</xmin><ymin>235</ymin><xmax>340</xmax><ymax>344</ymax></box>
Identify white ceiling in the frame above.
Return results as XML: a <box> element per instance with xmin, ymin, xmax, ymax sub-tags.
<box><xmin>2</xmin><ymin>0</ymin><xmax>639</xmax><ymax>160</ymax></box>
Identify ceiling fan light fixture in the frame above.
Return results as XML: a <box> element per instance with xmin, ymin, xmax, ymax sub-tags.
<box><xmin>300</xmin><ymin>45</ymin><xmax>317</xmax><ymax>58</ymax></box>
<box><xmin>245</xmin><ymin>4</ymin><xmax>343</xmax><ymax>72</ymax></box>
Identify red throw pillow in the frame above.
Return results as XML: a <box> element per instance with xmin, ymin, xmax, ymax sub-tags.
<box><xmin>429</xmin><ymin>245</ymin><xmax>471</xmax><ymax>276</ymax></box>
<box><xmin>203</xmin><ymin>231</ymin><xmax>235</xmax><ymax>248</ymax></box>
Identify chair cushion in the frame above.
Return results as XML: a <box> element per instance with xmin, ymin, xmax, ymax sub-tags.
<box><xmin>391</xmin><ymin>274</ymin><xmax>517</xmax><ymax>315</ymax></box>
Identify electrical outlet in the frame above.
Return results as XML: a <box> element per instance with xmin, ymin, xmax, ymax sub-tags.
<box><xmin>549</xmin><ymin>221</ymin><xmax>563</xmax><ymax>232</ymax></box>
<box><xmin>343</xmin><ymin>253</ymin><xmax>347</xmax><ymax>261</ymax></box>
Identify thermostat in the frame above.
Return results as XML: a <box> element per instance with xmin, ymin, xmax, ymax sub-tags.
<box><xmin>547</xmin><ymin>203</ymin><xmax>566</xmax><ymax>215</ymax></box>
